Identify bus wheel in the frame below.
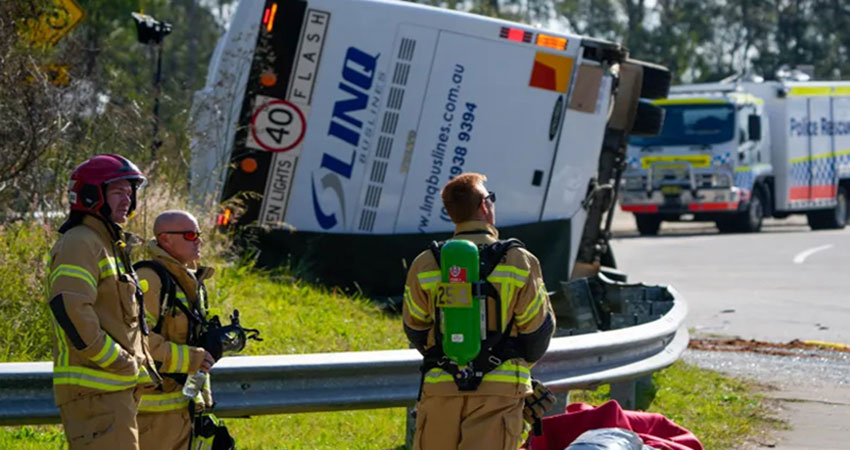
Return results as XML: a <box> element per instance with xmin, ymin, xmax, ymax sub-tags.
<box><xmin>626</xmin><ymin>59</ymin><xmax>672</xmax><ymax>99</ymax></box>
<box><xmin>635</xmin><ymin>214</ymin><xmax>661</xmax><ymax>236</ymax></box>
<box><xmin>807</xmin><ymin>186</ymin><xmax>848</xmax><ymax>230</ymax></box>
<box><xmin>630</xmin><ymin>101</ymin><xmax>665</xmax><ymax>137</ymax></box>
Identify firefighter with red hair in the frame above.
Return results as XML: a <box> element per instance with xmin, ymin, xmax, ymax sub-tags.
<box><xmin>46</xmin><ymin>154</ymin><xmax>160</xmax><ymax>449</ymax></box>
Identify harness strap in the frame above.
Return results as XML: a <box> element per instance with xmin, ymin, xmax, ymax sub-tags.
<box><xmin>422</xmin><ymin>238</ymin><xmax>526</xmax><ymax>391</ymax></box>
<box><xmin>133</xmin><ymin>260</ymin><xmax>206</xmax><ymax>343</ymax></box>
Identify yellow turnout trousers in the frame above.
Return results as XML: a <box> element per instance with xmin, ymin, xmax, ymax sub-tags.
<box><xmin>413</xmin><ymin>394</ymin><xmax>525</xmax><ymax>450</ymax></box>
<box><xmin>138</xmin><ymin>409</ymin><xmax>192</xmax><ymax>450</ymax></box>
<box><xmin>59</xmin><ymin>389</ymin><xmax>140</xmax><ymax>450</ymax></box>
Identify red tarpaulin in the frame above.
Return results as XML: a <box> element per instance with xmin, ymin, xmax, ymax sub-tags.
<box><xmin>525</xmin><ymin>400</ymin><xmax>703</xmax><ymax>450</ymax></box>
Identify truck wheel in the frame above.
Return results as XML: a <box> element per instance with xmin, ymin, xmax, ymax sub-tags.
<box><xmin>737</xmin><ymin>189</ymin><xmax>765</xmax><ymax>232</ymax></box>
<box><xmin>630</xmin><ymin>101</ymin><xmax>665</xmax><ymax>137</ymax></box>
<box><xmin>635</xmin><ymin>214</ymin><xmax>661</xmax><ymax>235</ymax></box>
<box><xmin>807</xmin><ymin>186</ymin><xmax>848</xmax><ymax>230</ymax></box>
<box><xmin>626</xmin><ymin>59</ymin><xmax>672</xmax><ymax>99</ymax></box>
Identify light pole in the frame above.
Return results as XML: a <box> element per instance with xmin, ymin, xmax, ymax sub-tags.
<box><xmin>131</xmin><ymin>12</ymin><xmax>172</xmax><ymax>160</ymax></box>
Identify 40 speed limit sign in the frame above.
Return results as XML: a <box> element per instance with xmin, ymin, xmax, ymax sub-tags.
<box><xmin>247</xmin><ymin>95</ymin><xmax>307</xmax><ymax>153</ymax></box>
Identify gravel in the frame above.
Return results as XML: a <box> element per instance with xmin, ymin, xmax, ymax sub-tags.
<box><xmin>682</xmin><ymin>347</ymin><xmax>850</xmax><ymax>390</ymax></box>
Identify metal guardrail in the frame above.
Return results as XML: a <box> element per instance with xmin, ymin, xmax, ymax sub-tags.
<box><xmin>0</xmin><ymin>291</ymin><xmax>687</xmax><ymax>426</ymax></box>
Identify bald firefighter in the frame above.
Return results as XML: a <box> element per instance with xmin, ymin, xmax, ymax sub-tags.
<box><xmin>135</xmin><ymin>210</ymin><xmax>222</xmax><ymax>450</ymax></box>
<box><xmin>404</xmin><ymin>172</ymin><xmax>556</xmax><ymax>450</ymax></box>
<box><xmin>47</xmin><ymin>154</ymin><xmax>160</xmax><ymax>449</ymax></box>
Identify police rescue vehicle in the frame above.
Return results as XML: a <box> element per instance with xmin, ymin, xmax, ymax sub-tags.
<box><xmin>621</xmin><ymin>81</ymin><xmax>850</xmax><ymax>234</ymax></box>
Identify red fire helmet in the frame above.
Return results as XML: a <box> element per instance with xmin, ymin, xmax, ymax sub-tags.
<box><xmin>68</xmin><ymin>154</ymin><xmax>147</xmax><ymax>219</ymax></box>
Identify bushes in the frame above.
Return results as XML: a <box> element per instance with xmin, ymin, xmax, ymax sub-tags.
<box><xmin>0</xmin><ymin>222</ymin><xmax>54</xmax><ymax>361</ymax></box>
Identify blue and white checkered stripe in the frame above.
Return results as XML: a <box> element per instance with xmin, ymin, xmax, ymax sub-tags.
<box><xmin>712</xmin><ymin>153</ymin><xmax>732</xmax><ymax>165</ymax></box>
<box><xmin>734</xmin><ymin>169</ymin><xmax>754</xmax><ymax>190</ymax></box>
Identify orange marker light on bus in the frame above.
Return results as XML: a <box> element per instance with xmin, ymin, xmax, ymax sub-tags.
<box><xmin>536</xmin><ymin>33</ymin><xmax>568</xmax><ymax>51</ymax></box>
<box><xmin>266</xmin><ymin>3</ymin><xmax>278</xmax><ymax>32</ymax></box>
<box><xmin>240</xmin><ymin>157</ymin><xmax>258</xmax><ymax>173</ymax></box>
<box><xmin>260</xmin><ymin>71</ymin><xmax>277</xmax><ymax>87</ymax></box>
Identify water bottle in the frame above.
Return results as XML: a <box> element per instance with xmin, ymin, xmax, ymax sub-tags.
<box><xmin>182</xmin><ymin>371</ymin><xmax>207</xmax><ymax>399</ymax></box>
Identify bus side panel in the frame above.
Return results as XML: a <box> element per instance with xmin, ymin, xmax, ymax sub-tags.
<box><xmin>395</xmin><ymin>32</ymin><xmax>571</xmax><ymax>233</ymax></box>
<box><xmin>354</xmin><ymin>25</ymin><xmax>440</xmax><ymax>234</ymax></box>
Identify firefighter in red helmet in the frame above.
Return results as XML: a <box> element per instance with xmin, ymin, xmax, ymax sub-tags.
<box><xmin>46</xmin><ymin>154</ymin><xmax>160</xmax><ymax>449</ymax></box>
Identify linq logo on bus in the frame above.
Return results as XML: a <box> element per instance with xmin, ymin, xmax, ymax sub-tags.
<box><xmin>311</xmin><ymin>47</ymin><xmax>380</xmax><ymax>230</ymax></box>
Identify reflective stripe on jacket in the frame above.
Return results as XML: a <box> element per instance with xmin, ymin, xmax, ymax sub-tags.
<box><xmin>137</xmin><ymin>240</ymin><xmax>214</xmax><ymax>413</ymax></box>
<box><xmin>47</xmin><ymin>215</ymin><xmax>159</xmax><ymax>406</ymax></box>
<box><xmin>403</xmin><ymin>221</ymin><xmax>555</xmax><ymax>397</ymax></box>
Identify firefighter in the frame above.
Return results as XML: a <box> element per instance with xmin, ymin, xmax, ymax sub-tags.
<box><xmin>135</xmin><ymin>210</ymin><xmax>219</xmax><ymax>450</ymax></box>
<box><xmin>47</xmin><ymin>154</ymin><xmax>160</xmax><ymax>449</ymax></box>
<box><xmin>404</xmin><ymin>172</ymin><xmax>556</xmax><ymax>450</ymax></box>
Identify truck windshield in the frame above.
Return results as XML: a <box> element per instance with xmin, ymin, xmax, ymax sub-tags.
<box><xmin>630</xmin><ymin>104</ymin><xmax>735</xmax><ymax>146</ymax></box>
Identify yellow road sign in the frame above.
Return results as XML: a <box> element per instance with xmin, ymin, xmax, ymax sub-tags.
<box><xmin>28</xmin><ymin>0</ymin><xmax>85</xmax><ymax>46</ymax></box>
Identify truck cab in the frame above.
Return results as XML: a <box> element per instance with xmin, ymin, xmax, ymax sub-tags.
<box><xmin>620</xmin><ymin>88</ymin><xmax>771</xmax><ymax>234</ymax></box>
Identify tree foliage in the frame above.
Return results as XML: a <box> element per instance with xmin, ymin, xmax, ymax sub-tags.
<box><xmin>0</xmin><ymin>0</ymin><xmax>229</xmax><ymax>221</ymax></box>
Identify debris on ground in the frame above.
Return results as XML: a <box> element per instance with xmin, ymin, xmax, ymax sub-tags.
<box><xmin>688</xmin><ymin>338</ymin><xmax>850</xmax><ymax>358</ymax></box>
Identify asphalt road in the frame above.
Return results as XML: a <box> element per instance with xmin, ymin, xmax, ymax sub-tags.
<box><xmin>611</xmin><ymin>215</ymin><xmax>849</xmax><ymax>345</ymax></box>
<box><xmin>609</xmin><ymin>213</ymin><xmax>850</xmax><ymax>449</ymax></box>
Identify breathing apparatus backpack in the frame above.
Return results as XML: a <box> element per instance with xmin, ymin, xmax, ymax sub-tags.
<box><xmin>420</xmin><ymin>237</ymin><xmax>526</xmax><ymax>392</ymax></box>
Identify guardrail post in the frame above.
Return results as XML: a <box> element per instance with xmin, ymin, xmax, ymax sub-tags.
<box><xmin>609</xmin><ymin>379</ymin><xmax>637</xmax><ymax>409</ymax></box>
<box><xmin>405</xmin><ymin>406</ymin><xmax>416</xmax><ymax>449</ymax></box>
<box><xmin>609</xmin><ymin>374</ymin><xmax>653</xmax><ymax>410</ymax></box>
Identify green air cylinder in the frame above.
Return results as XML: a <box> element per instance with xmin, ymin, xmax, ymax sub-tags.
<box><xmin>437</xmin><ymin>239</ymin><xmax>483</xmax><ymax>366</ymax></box>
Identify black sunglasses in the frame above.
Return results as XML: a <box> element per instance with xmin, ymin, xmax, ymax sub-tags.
<box><xmin>484</xmin><ymin>191</ymin><xmax>496</xmax><ymax>204</ymax></box>
<box><xmin>159</xmin><ymin>230</ymin><xmax>202</xmax><ymax>242</ymax></box>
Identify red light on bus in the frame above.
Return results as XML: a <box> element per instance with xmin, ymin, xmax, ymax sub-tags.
<box><xmin>217</xmin><ymin>209</ymin><xmax>232</xmax><ymax>226</ymax></box>
<box><xmin>499</xmin><ymin>27</ymin><xmax>533</xmax><ymax>43</ymax></box>
<box><xmin>266</xmin><ymin>3</ymin><xmax>278</xmax><ymax>32</ymax></box>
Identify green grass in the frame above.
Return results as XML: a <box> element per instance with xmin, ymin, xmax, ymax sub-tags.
<box><xmin>0</xmin><ymin>222</ymin><xmax>54</xmax><ymax>362</ymax></box>
<box><xmin>0</xmin><ymin>220</ymin><xmax>783</xmax><ymax>449</ymax></box>
<box><xmin>570</xmin><ymin>361</ymin><xmax>786</xmax><ymax>450</ymax></box>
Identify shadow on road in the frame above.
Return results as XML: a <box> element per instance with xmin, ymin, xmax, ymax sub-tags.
<box><xmin>608</xmin><ymin>216</ymin><xmax>829</xmax><ymax>240</ymax></box>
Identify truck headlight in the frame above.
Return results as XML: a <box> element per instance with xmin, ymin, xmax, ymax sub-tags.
<box><xmin>623</xmin><ymin>176</ymin><xmax>645</xmax><ymax>190</ymax></box>
<box><xmin>711</xmin><ymin>174</ymin><xmax>731</xmax><ymax>188</ymax></box>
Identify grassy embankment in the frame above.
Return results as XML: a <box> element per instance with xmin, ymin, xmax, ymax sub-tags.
<box><xmin>0</xmin><ymin>197</ymin><xmax>782</xmax><ymax>449</ymax></box>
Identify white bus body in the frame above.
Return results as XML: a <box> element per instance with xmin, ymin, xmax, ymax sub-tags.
<box><xmin>191</xmin><ymin>0</ymin><xmax>637</xmax><ymax>295</ymax></box>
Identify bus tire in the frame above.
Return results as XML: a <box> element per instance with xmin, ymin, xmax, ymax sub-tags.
<box><xmin>630</xmin><ymin>102</ymin><xmax>665</xmax><ymax>137</ymax></box>
<box><xmin>635</xmin><ymin>214</ymin><xmax>661</xmax><ymax>236</ymax></box>
<box><xmin>627</xmin><ymin>59</ymin><xmax>672</xmax><ymax>99</ymax></box>
<box><xmin>807</xmin><ymin>186</ymin><xmax>848</xmax><ymax>230</ymax></box>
